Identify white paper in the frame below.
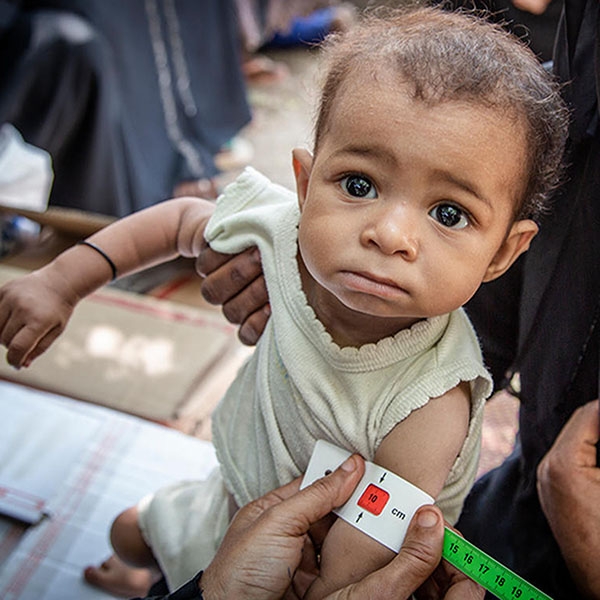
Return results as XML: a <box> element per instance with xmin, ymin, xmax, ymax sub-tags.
<box><xmin>0</xmin><ymin>124</ymin><xmax>53</xmax><ymax>212</ymax></box>
<box><xmin>0</xmin><ymin>381</ymin><xmax>218</xmax><ymax>599</ymax></box>
<box><xmin>0</xmin><ymin>383</ymin><xmax>101</xmax><ymax>523</ymax></box>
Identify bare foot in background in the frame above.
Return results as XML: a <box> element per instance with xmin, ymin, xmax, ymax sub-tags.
<box><xmin>83</xmin><ymin>555</ymin><xmax>157</xmax><ymax>598</ymax></box>
<box><xmin>242</xmin><ymin>55</ymin><xmax>290</xmax><ymax>86</ymax></box>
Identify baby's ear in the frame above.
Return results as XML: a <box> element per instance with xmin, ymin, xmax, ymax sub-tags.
<box><xmin>483</xmin><ymin>219</ymin><xmax>538</xmax><ymax>282</ymax></box>
<box><xmin>292</xmin><ymin>148</ymin><xmax>313</xmax><ymax>209</ymax></box>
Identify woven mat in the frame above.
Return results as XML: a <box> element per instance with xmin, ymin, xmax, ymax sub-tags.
<box><xmin>0</xmin><ymin>265</ymin><xmax>242</xmax><ymax>424</ymax></box>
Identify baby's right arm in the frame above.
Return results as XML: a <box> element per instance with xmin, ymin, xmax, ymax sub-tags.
<box><xmin>0</xmin><ymin>196</ymin><xmax>216</xmax><ymax>368</ymax></box>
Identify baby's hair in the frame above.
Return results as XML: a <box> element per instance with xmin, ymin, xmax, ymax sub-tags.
<box><xmin>314</xmin><ymin>4</ymin><xmax>569</xmax><ymax>220</ymax></box>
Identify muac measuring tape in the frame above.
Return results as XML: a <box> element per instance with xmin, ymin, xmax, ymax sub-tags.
<box><xmin>302</xmin><ymin>441</ymin><xmax>553</xmax><ymax>600</ymax></box>
<box><xmin>442</xmin><ymin>526</ymin><xmax>551</xmax><ymax>599</ymax></box>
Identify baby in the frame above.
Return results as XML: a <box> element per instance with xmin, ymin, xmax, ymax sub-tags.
<box><xmin>0</xmin><ymin>6</ymin><xmax>568</xmax><ymax>598</ymax></box>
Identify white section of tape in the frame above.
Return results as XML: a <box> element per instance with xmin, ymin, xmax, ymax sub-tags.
<box><xmin>301</xmin><ymin>440</ymin><xmax>434</xmax><ymax>552</ymax></box>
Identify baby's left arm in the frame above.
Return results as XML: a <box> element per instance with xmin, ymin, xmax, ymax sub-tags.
<box><xmin>305</xmin><ymin>382</ymin><xmax>471</xmax><ymax>599</ymax></box>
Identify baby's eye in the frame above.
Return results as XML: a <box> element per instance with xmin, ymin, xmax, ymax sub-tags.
<box><xmin>340</xmin><ymin>174</ymin><xmax>377</xmax><ymax>199</ymax></box>
<box><xmin>429</xmin><ymin>204</ymin><xmax>470</xmax><ymax>229</ymax></box>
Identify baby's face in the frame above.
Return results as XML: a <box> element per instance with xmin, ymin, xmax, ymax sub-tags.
<box><xmin>295</xmin><ymin>71</ymin><xmax>531</xmax><ymax>329</ymax></box>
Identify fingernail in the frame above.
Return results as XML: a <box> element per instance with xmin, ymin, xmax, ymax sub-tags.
<box><xmin>416</xmin><ymin>507</ymin><xmax>439</xmax><ymax>528</ymax></box>
<box><xmin>340</xmin><ymin>455</ymin><xmax>357</xmax><ymax>472</ymax></box>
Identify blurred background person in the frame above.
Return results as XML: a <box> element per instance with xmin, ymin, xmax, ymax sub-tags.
<box><xmin>0</xmin><ymin>0</ymin><xmax>252</xmax><ymax>217</ymax></box>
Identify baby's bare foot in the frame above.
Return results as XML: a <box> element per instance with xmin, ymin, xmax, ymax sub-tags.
<box><xmin>83</xmin><ymin>555</ymin><xmax>154</xmax><ymax>598</ymax></box>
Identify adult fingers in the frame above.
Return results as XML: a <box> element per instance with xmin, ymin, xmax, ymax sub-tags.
<box><xmin>194</xmin><ymin>246</ymin><xmax>231</xmax><ymax>278</ymax></box>
<box><xmin>443</xmin><ymin>576</ymin><xmax>485</xmax><ymax>599</ymax></box>
<box><xmin>327</xmin><ymin>506</ymin><xmax>445</xmax><ymax>600</ymax></box>
<box><xmin>237</xmin><ymin>303</ymin><xmax>271</xmax><ymax>346</ymax></box>
<box><xmin>226</xmin><ymin>455</ymin><xmax>364</xmax><ymax>551</ymax></box>
<box><xmin>199</xmin><ymin>247</ymin><xmax>263</xmax><ymax>306</ymax></box>
<box><xmin>415</xmin><ymin>556</ymin><xmax>484</xmax><ymax>600</ymax></box>
<box><xmin>538</xmin><ymin>399</ymin><xmax>600</xmax><ymax>477</ymax></box>
<box><xmin>556</xmin><ymin>399</ymin><xmax>599</xmax><ymax>447</ymax></box>
<box><xmin>257</xmin><ymin>455</ymin><xmax>365</xmax><ymax>537</ymax></box>
<box><xmin>221</xmin><ymin>274</ymin><xmax>269</xmax><ymax>327</ymax></box>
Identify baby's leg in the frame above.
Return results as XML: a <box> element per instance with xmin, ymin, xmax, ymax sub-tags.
<box><xmin>84</xmin><ymin>505</ymin><xmax>161</xmax><ymax>597</ymax></box>
<box><xmin>109</xmin><ymin>505</ymin><xmax>157</xmax><ymax>568</ymax></box>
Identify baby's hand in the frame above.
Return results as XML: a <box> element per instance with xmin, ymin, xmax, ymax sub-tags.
<box><xmin>0</xmin><ymin>269</ymin><xmax>77</xmax><ymax>368</ymax></box>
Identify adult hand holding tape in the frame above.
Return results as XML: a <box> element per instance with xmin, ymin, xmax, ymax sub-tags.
<box><xmin>302</xmin><ymin>441</ymin><xmax>552</xmax><ymax>600</ymax></box>
<box><xmin>189</xmin><ymin>452</ymin><xmax>482</xmax><ymax>600</ymax></box>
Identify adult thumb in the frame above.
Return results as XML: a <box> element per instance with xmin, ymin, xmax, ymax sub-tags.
<box><xmin>327</xmin><ymin>505</ymin><xmax>444</xmax><ymax>600</ymax></box>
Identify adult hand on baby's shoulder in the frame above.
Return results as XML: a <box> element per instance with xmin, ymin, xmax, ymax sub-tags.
<box><xmin>0</xmin><ymin>269</ymin><xmax>76</xmax><ymax>368</ymax></box>
<box><xmin>196</xmin><ymin>245</ymin><xmax>270</xmax><ymax>345</ymax></box>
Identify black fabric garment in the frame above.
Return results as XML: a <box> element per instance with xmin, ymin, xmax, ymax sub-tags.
<box><xmin>440</xmin><ymin>0</ymin><xmax>563</xmax><ymax>63</ymax></box>
<box><xmin>131</xmin><ymin>572</ymin><xmax>203</xmax><ymax>600</ymax></box>
<box><xmin>0</xmin><ymin>0</ymin><xmax>251</xmax><ymax>216</ymax></box>
<box><xmin>459</xmin><ymin>2</ymin><xmax>600</xmax><ymax>598</ymax></box>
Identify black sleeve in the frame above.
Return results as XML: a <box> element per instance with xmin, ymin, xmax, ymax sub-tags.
<box><xmin>131</xmin><ymin>572</ymin><xmax>204</xmax><ymax>600</ymax></box>
<box><xmin>464</xmin><ymin>254</ymin><xmax>524</xmax><ymax>390</ymax></box>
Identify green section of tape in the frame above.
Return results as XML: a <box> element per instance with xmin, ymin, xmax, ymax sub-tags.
<box><xmin>442</xmin><ymin>527</ymin><xmax>553</xmax><ymax>600</ymax></box>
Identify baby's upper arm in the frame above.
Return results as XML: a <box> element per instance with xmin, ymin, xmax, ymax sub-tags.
<box><xmin>305</xmin><ymin>382</ymin><xmax>471</xmax><ymax>599</ymax></box>
<box><xmin>376</xmin><ymin>381</ymin><xmax>471</xmax><ymax>498</ymax></box>
<box><xmin>306</xmin><ymin>513</ymin><xmax>396</xmax><ymax>598</ymax></box>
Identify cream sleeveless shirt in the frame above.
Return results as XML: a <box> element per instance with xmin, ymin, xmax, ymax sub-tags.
<box><xmin>139</xmin><ymin>168</ymin><xmax>494</xmax><ymax>590</ymax></box>
<box><xmin>206</xmin><ymin>168</ymin><xmax>493</xmax><ymax>523</ymax></box>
